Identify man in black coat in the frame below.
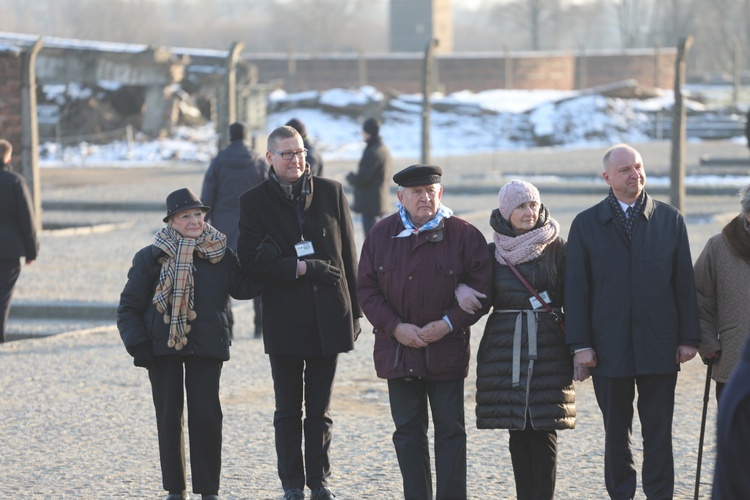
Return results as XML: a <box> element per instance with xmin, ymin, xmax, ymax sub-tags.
<box><xmin>0</xmin><ymin>139</ymin><xmax>39</xmax><ymax>343</ymax></box>
<box><xmin>201</xmin><ymin>122</ymin><xmax>268</xmax><ymax>337</ymax></box>
<box><xmin>237</xmin><ymin>125</ymin><xmax>361</xmax><ymax>500</ymax></box>
<box><xmin>346</xmin><ymin>117</ymin><xmax>393</xmax><ymax>235</ymax></box>
<box><xmin>564</xmin><ymin>143</ymin><xmax>700</xmax><ymax>499</ymax></box>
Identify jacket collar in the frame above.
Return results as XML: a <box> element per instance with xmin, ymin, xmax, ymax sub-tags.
<box><xmin>268</xmin><ymin>164</ymin><xmax>314</xmax><ymax>211</ymax></box>
<box><xmin>597</xmin><ymin>191</ymin><xmax>654</xmax><ymax>224</ymax></box>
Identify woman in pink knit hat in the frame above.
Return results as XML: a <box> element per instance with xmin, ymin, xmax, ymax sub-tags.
<box><xmin>457</xmin><ymin>179</ymin><xmax>579</xmax><ymax>500</ymax></box>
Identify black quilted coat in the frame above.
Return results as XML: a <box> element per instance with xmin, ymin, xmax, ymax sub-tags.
<box><xmin>475</xmin><ymin>240</ymin><xmax>575</xmax><ymax>431</ymax></box>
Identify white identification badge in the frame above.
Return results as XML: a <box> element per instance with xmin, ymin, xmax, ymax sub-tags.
<box><xmin>295</xmin><ymin>240</ymin><xmax>315</xmax><ymax>257</ymax></box>
<box><xmin>529</xmin><ymin>290</ymin><xmax>551</xmax><ymax>310</ymax></box>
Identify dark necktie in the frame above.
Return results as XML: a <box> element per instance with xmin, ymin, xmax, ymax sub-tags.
<box><xmin>625</xmin><ymin>205</ymin><xmax>635</xmax><ymax>236</ymax></box>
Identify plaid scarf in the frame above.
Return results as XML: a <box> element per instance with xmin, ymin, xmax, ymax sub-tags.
<box><xmin>395</xmin><ymin>202</ymin><xmax>453</xmax><ymax>238</ymax></box>
<box><xmin>152</xmin><ymin>223</ymin><xmax>227</xmax><ymax>350</ymax></box>
<box><xmin>607</xmin><ymin>188</ymin><xmax>645</xmax><ymax>239</ymax></box>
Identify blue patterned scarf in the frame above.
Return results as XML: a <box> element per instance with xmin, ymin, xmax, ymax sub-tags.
<box><xmin>395</xmin><ymin>202</ymin><xmax>453</xmax><ymax>238</ymax></box>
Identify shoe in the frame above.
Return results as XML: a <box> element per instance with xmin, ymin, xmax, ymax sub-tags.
<box><xmin>311</xmin><ymin>486</ymin><xmax>336</xmax><ymax>500</ymax></box>
<box><xmin>202</xmin><ymin>496</ymin><xmax>219</xmax><ymax>500</ymax></box>
<box><xmin>283</xmin><ymin>489</ymin><xmax>304</xmax><ymax>500</ymax></box>
<box><xmin>166</xmin><ymin>493</ymin><xmax>189</xmax><ymax>500</ymax></box>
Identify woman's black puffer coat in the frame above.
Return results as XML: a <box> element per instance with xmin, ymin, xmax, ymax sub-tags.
<box><xmin>117</xmin><ymin>245</ymin><xmax>263</xmax><ymax>361</ymax></box>
<box><xmin>475</xmin><ymin>239</ymin><xmax>575</xmax><ymax>431</ymax></box>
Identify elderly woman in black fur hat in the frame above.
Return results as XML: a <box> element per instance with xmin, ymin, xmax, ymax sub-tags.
<box><xmin>117</xmin><ymin>188</ymin><xmax>263</xmax><ymax>500</ymax></box>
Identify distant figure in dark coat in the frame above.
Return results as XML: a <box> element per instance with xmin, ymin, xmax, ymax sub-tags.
<box><xmin>201</xmin><ymin>122</ymin><xmax>268</xmax><ymax>338</ymax></box>
<box><xmin>346</xmin><ymin>117</ymin><xmax>393</xmax><ymax>235</ymax></box>
<box><xmin>286</xmin><ymin>118</ymin><xmax>324</xmax><ymax>177</ymax></box>
<box><xmin>0</xmin><ymin>139</ymin><xmax>39</xmax><ymax>343</ymax></box>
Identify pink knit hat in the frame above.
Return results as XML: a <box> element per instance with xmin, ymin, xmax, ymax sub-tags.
<box><xmin>497</xmin><ymin>180</ymin><xmax>540</xmax><ymax>220</ymax></box>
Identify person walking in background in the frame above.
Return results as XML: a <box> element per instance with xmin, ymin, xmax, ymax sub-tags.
<box><xmin>286</xmin><ymin>118</ymin><xmax>324</xmax><ymax>177</ymax></box>
<box><xmin>346</xmin><ymin>117</ymin><xmax>392</xmax><ymax>235</ymax></box>
<box><xmin>201</xmin><ymin>122</ymin><xmax>268</xmax><ymax>338</ymax></box>
<box><xmin>0</xmin><ymin>139</ymin><xmax>38</xmax><ymax>343</ymax></box>
<box><xmin>694</xmin><ymin>184</ymin><xmax>750</xmax><ymax>401</ymax></box>
<box><xmin>237</xmin><ymin>126</ymin><xmax>361</xmax><ymax>500</ymax></box>
<box><xmin>356</xmin><ymin>164</ymin><xmax>492</xmax><ymax>500</ymax></box>
<box><xmin>117</xmin><ymin>188</ymin><xmax>263</xmax><ymax>500</ymax></box>
<box><xmin>564</xmin><ymin>143</ymin><xmax>700</xmax><ymax>499</ymax></box>
<box><xmin>456</xmin><ymin>180</ymin><xmax>576</xmax><ymax>500</ymax></box>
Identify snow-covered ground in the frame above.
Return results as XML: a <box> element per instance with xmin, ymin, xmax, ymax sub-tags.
<box><xmin>38</xmin><ymin>86</ymin><xmax>749</xmax><ymax>173</ymax></box>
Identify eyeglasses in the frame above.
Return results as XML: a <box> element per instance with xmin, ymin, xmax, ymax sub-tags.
<box><xmin>271</xmin><ymin>149</ymin><xmax>308</xmax><ymax>161</ymax></box>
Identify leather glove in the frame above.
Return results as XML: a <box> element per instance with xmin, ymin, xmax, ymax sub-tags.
<box><xmin>304</xmin><ymin>259</ymin><xmax>342</xmax><ymax>285</ymax></box>
<box><xmin>353</xmin><ymin>318</ymin><xmax>362</xmax><ymax>341</ymax></box>
<box><xmin>132</xmin><ymin>343</ymin><xmax>154</xmax><ymax>370</ymax></box>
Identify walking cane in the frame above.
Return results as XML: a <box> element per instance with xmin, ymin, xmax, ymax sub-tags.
<box><xmin>694</xmin><ymin>359</ymin><xmax>713</xmax><ymax>500</ymax></box>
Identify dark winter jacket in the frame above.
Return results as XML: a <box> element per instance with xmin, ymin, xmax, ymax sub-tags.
<box><xmin>475</xmin><ymin>240</ymin><xmax>575</xmax><ymax>431</ymax></box>
<box><xmin>564</xmin><ymin>192</ymin><xmax>701</xmax><ymax>377</ymax></box>
<box><xmin>357</xmin><ymin>213</ymin><xmax>493</xmax><ymax>381</ymax></box>
<box><xmin>713</xmin><ymin>336</ymin><xmax>750</xmax><ymax>499</ymax></box>
<box><xmin>201</xmin><ymin>140</ymin><xmax>268</xmax><ymax>249</ymax></box>
<box><xmin>346</xmin><ymin>136</ymin><xmax>392</xmax><ymax>216</ymax></box>
<box><xmin>117</xmin><ymin>245</ymin><xmax>262</xmax><ymax>361</ymax></box>
<box><xmin>237</xmin><ymin>173</ymin><xmax>361</xmax><ymax>356</ymax></box>
<box><xmin>0</xmin><ymin>163</ymin><xmax>38</xmax><ymax>261</ymax></box>
<box><xmin>304</xmin><ymin>137</ymin><xmax>324</xmax><ymax>177</ymax></box>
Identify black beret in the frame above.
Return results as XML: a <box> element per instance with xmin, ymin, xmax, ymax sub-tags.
<box><xmin>393</xmin><ymin>164</ymin><xmax>443</xmax><ymax>187</ymax></box>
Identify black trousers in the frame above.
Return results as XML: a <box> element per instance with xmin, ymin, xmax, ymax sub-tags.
<box><xmin>269</xmin><ymin>353</ymin><xmax>338</xmax><ymax>491</ymax></box>
<box><xmin>508</xmin><ymin>427</ymin><xmax>557</xmax><ymax>500</ymax></box>
<box><xmin>387</xmin><ymin>377</ymin><xmax>467</xmax><ymax>500</ymax></box>
<box><xmin>149</xmin><ymin>356</ymin><xmax>223</xmax><ymax>496</ymax></box>
<box><xmin>593</xmin><ymin>374</ymin><xmax>677</xmax><ymax>500</ymax></box>
<box><xmin>0</xmin><ymin>258</ymin><xmax>21</xmax><ymax>343</ymax></box>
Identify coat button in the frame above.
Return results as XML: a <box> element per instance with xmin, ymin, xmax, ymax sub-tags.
<box><xmin>313</xmin><ymin>285</ymin><xmax>319</xmax><ymax>291</ymax></box>
<box><xmin>408</xmin><ymin>276</ymin><xmax>413</xmax><ymax>280</ymax></box>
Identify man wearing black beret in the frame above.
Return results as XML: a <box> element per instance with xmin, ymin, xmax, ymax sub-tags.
<box><xmin>356</xmin><ymin>164</ymin><xmax>492</xmax><ymax>499</ymax></box>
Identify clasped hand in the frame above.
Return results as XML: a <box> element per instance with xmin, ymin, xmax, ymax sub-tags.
<box><xmin>392</xmin><ymin>320</ymin><xmax>451</xmax><ymax>349</ymax></box>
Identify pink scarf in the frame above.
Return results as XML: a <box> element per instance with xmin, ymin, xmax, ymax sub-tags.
<box><xmin>493</xmin><ymin>218</ymin><xmax>559</xmax><ymax>265</ymax></box>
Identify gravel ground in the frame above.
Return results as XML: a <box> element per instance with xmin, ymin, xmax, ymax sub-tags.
<box><xmin>2</xmin><ymin>141</ymin><xmax>744</xmax><ymax>498</ymax></box>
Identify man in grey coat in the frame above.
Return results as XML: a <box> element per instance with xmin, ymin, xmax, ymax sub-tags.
<box><xmin>201</xmin><ymin>122</ymin><xmax>268</xmax><ymax>337</ymax></box>
<box><xmin>564</xmin><ymin>143</ymin><xmax>700</xmax><ymax>500</ymax></box>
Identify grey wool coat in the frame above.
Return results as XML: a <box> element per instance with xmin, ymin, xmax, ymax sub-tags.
<box><xmin>694</xmin><ymin>216</ymin><xmax>750</xmax><ymax>383</ymax></box>
<box><xmin>475</xmin><ymin>241</ymin><xmax>575</xmax><ymax>431</ymax></box>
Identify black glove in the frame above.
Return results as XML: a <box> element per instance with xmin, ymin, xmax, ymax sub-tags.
<box><xmin>304</xmin><ymin>259</ymin><xmax>342</xmax><ymax>285</ymax></box>
<box><xmin>353</xmin><ymin>318</ymin><xmax>362</xmax><ymax>341</ymax></box>
<box><xmin>255</xmin><ymin>234</ymin><xmax>281</xmax><ymax>266</ymax></box>
<box><xmin>132</xmin><ymin>343</ymin><xmax>154</xmax><ymax>369</ymax></box>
